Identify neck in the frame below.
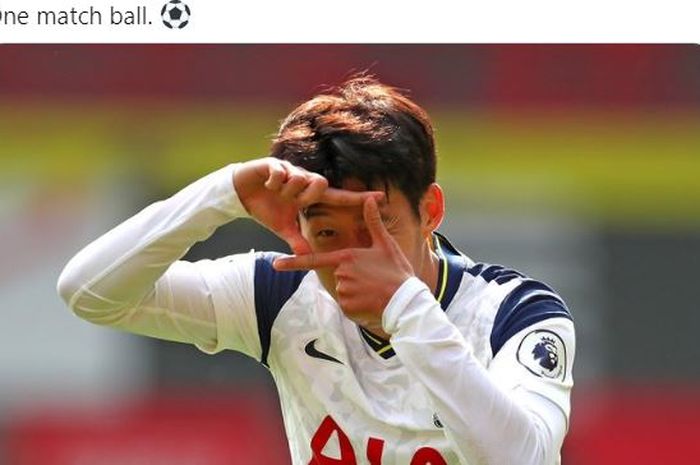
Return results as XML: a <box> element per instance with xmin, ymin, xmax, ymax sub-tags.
<box><xmin>418</xmin><ymin>235</ymin><xmax>442</xmax><ymax>299</ymax></box>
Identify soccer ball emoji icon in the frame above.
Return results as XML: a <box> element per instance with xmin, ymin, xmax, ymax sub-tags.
<box><xmin>161</xmin><ymin>0</ymin><xmax>191</xmax><ymax>29</ymax></box>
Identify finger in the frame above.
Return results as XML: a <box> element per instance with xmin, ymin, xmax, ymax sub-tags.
<box><xmin>273</xmin><ymin>250</ymin><xmax>347</xmax><ymax>271</ymax></box>
<box><xmin>279</xmin><ymin>171</ymin><xmax>309</xmax><ymax>200</ymax></box>
<box><xmin>284</xmin><ymin>232</ymin><xmax>312</xmax><ymax>256</ymax></box>
<box><xmin>320</xmin><ymin>188</ymin><xmax>385</xmax><ymax>207</ymax></box>
<box><xmin>295</xmin><ymin>174</ymin><xmax>328</xmax><ymax>206</ymax></box>
<box><xmin>363</xmin><ymin>196</ymin><xmax>391</xmax><ymax>246</ymax></box>
<box><xmin>264</xmin><ymin>161</ymin><xmax>287</xmax><ymax>191</ymax></box>
<box><xmin>274</xmin><ymin>219</ymin><xmax>312</xmax><ymax>255</ymax></box>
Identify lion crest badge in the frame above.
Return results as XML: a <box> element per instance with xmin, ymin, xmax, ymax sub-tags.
<box><xmin>516</xmin><ymin>329</ymin><xmax>567</xmax><ymax>380</ymax></box>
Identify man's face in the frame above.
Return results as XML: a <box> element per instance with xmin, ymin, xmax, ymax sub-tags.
<box><xmin>298</xmin><ymin>180</ymin><xmax>426</xmax><ymax>301</ymax></box>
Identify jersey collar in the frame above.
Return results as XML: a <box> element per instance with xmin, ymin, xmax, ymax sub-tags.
<box><xmin>432</xmin><ymin>231</ymin><xmax>467</xmax><ymax>312</ymax></box>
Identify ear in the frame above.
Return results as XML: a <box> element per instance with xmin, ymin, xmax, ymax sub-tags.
<box><xmin>419</xmin><ymin>183</ymin><xmax>445</xmax><ymax>236</ymax></box>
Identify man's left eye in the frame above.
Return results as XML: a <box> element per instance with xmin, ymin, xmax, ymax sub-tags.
<box><xmin>316</xmin><ymin>229</ymin><xmax>336</xmax><ymax>238</ymax></box>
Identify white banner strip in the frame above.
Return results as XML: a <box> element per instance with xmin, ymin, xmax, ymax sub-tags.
<box><xmin>0</xmin><ymin>0</ymin><xmax>698</xmax><ymax>43</ymax></box>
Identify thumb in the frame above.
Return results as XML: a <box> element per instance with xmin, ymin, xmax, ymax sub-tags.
<box><xmin>282</xmin><ymin>230</ymin><xmax>312</xmax><ymax>256</ymax></box>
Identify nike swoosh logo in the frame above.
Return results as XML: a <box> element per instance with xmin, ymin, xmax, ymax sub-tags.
<box><xmin>304</xmin><ymin>339</ymin><xmax>343</xmax><ymax>365</ymax></box>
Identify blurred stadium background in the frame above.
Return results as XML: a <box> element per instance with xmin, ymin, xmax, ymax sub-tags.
<box><xmin>1</xmin><ymin>44</ymin><xmax>699</xmax><ymax>464</ymax></box>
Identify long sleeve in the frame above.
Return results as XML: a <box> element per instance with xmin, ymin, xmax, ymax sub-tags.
<box><xmin>56</xmin><ymin>164</ymin><xmax>262</xmax><ymax>357</ymax></box>
<box><xmin>382</xmin><ymin>277</ymin><xmax>574</xmax><ymax>465</ymax></box>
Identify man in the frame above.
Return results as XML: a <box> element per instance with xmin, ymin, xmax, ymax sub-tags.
<box><xmin>58</xmin><ymin>76</ymin><xmax>575</xmax><ymax>464</ymax></box>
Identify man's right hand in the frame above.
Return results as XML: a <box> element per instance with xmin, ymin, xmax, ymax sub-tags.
<box><xmin>233</xmin><ymin>157</ymin><xmax>383</xmax><ymax>255</ymax></box>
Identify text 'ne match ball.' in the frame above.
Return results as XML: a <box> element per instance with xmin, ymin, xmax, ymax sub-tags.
<box><xmin>161</xmin><ymin>0</ymin><xmax>191</xmax><ymax>29</ymax></box>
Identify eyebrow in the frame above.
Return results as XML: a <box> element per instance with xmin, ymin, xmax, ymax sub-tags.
<box><xmin>301</xmin><ymin>204</ymin><xmax>396</xmax><ymax>226</ymax></box>
<box><xmin>301</xmin><ymin>204</ymin><xmax>331</xmax><ymax>219</ymax></box>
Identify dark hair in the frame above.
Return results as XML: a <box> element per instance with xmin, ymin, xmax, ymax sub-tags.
<box><xmin>270</xmin><ymin>75</ymin><xmax>436</xmax><ymax>216</ymax></box>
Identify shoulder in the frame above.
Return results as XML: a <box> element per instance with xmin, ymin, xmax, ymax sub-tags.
<box><xmin>433</xmin><ymin>231</ymin><xmax>573</xmax><ymax>360</ymax></box>
<box><xmin>253</xmin><ymin>251</ymin><xmax>308</xmax><ymax>298</ymax></box>
<box><xmin>460</xmin><ymin>260</ymin><xmax>572</xmax><ymax>357</ymax></box>
<box><xmin>200</xmin><ymin>251</ymin><xmax>309</xmax><ymax>302</ymax></box>
<box><xmin>252</xmin><ymin>251</ymin><xmax>309</xmax><ymax>366</ymax></box>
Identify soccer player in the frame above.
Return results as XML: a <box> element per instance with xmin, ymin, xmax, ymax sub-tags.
<box><xmin>57</xmin><ymin>77</ymin><xmax>575</xmax><ymax>464</ymax></box>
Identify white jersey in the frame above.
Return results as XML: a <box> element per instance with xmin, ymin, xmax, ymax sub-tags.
<box><xmin>58</xmin><ymin>164</ymin><xmax>575</xmax><ymax>465</ymax></box>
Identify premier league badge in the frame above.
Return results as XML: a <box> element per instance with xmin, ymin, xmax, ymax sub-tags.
<box><xmin>517</xmin><ymin>330</ymin><xmax>567</xmax><ymax>380</ymax></box>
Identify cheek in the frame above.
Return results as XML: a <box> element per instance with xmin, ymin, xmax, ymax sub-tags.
<box><xmin>395</xmin><ymin>234</ymin><xmax>422</xmax><ymax>261</ymax></box>
<box><xmin>310</xmin><ymin>237</ymin><xmax>341</xmax><ymax>253</ymax></box>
